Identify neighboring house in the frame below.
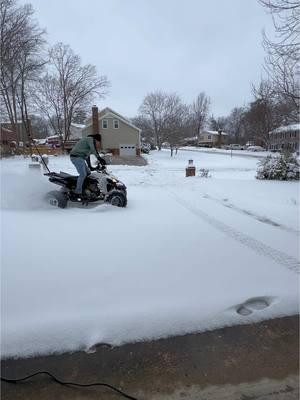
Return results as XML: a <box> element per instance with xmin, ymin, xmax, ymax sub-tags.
<box><xmin>0</xmin><ymin>121</ymin><xmax>27</xmax><ymax>144</ymax></box>
<box><xmin>199</xmin><ymin>130</ymin><xmax>228</xmax><ymax>147</ymax></box>
<box><xmin>82</xmin><ymin>106</ymin><xmax>141</xmax><ymax>156</ymax></box>
<box><xmin>33</xmin><ymin>138</ymin><xmax>47</xmax><ymax>145</ymax></box>
<box><xmin>0</xmin><ymin>125</ymin><xmax>17</xmax><ymax>156</ymax></box>
<box><xmin>0</xmin><ymin>125</ymin><xmax>17</xmax><ymax>145</ymax></box>
<box><xmin>268</xmin><ymin>123</ymin><xmax>300</xmax><ymax>152</ymax></box>
<box><xmin>182</xmin><ymin>136</ymin><xmax>198</xmax><ymax>146</ymax></box>
<box><xmin>46</xmin><ymin>135</ymin><xmax>61</xmax><ymax>146</ymax></box>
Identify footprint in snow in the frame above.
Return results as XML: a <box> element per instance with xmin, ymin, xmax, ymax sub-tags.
<box><xmin>85</xmin><ymin>342</ymin><xmax>113</xmax><ymax>354</ymax></box>
<box><xmin>236</xmin><ymin>296</ymin><xmax>273</xmax><ymax>316</ymax></box>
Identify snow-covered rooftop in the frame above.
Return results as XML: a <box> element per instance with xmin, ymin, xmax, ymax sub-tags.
<box><xmin>205</xmin><ymin>130</ymin><xmax>229</xmax><ymax>136</ymax></box>
<box><xmin>46</xmin><ymin>135</ymin><xmax>60</xmax><ymax>139</ymax></box>
<box><xmin>71</xmin><ymin>123</ymin><xmax>85</xmax><ymax>129</ymax></box>
<box><xmin>270</xmin><ymin>123</ymin><xmax>300</xmax><ymax>134</ymax></box>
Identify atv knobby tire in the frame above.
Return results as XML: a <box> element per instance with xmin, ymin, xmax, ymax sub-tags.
<box><xmin>107</xmin><ymin>190</ymin><xmax>127</xmax><ymax>207</ymax></box>
<box><xmin>46</xmin><ymin>190</ymin><xmax>68</xmax><ymax>208</ymax></box>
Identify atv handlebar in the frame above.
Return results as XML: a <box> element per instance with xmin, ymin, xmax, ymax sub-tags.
<box><xmin>91</xmin><ymin>163</ymin><xmax>107</xmax><ymax>173</ymax></box>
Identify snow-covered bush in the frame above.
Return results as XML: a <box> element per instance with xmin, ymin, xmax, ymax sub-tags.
<box><xmin>199</xmin><ymin>168</ymin><xmax>211</xmax><ymax>178</ymax></box>
<box><xmin>256</xmin><ymin>153</ymin><xmax>300</xmax><ymax>180</ymax></box>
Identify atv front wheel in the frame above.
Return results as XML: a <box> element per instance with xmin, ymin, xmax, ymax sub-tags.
<box><xmin>107</xmin><ymin>190</ymin><xmax>127</xmax><ymax>207</ymax></box>
<box><xmin>46</xmin><ymin>190</ymin><xmax>68</xmax><ymax>208</ymax></box>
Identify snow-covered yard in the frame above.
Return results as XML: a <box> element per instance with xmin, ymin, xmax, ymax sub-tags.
<box><xmin>1</xmin><ymin>149</ymin><xmax>299</xmax><ymax>359</ymax></box>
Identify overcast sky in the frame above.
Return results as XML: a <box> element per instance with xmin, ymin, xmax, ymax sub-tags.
<box><xmin>26</xmin><ymin>0</ymin><xmax>275</xmax><ymax>119</ymax></box>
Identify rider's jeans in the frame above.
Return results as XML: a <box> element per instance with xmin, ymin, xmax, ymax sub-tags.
<box><xmin>70</xmin><ymin>157</ymin><xmax>89</xmax><ymax>194</ymax></box>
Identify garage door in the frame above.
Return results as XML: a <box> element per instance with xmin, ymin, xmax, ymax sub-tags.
<box><xmin>120</xmin><ymin>144</ymin><xmax>136</xmax><ymax>156</ymax></box>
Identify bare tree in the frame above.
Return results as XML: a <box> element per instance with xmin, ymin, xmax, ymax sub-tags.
<box><xmin>31</xmin><ymin>73</ymin><xmax>65</xmax><ymax>140</ymax></box>
<box><xmin>163</xmin><ymin>95</ymin><xmax>188</xmax><ymax>156</ymax></box>
<box><xmin>131</xmin><ymin>115</ymin><xmax>154</xmax><ymax>145</ymax></box>
<box><xmin>243</xmin><ymin>93</ymin><xmax>277</xmax><ymax>146</ymax></box>
<box><xmin>209</xmin><ymin>115</ymin><xmax>227</xmax><ymax>131</ymax></box>
<box><xmin>226</xmin><ymin>107</ymin><xmax>245</xmax><ymax>143</ymax></box>
<box><xmin>190</xmin><ymin>92</ymin><xmax>210</xmax><ymax>144</ymax></box>
<box><xmin>208</xmin><ymin>115</ymin><xmax>228</xmax><ymax>147</ymax></box>
<box><xmin>0</xmin><ymin>0</ymin><xmax>46</xmax><ymax>146</ymax></box>
<box><xmin>139</xmin><ymin>91</ymin><xmax>188</xmax><ymax>153</ymax></box>
<box><xmin>259</xmin><ymin>0</ymin><xmax>300</xmax><ymax>108</ymax></box>
<box><xmin>72</xmin><ymin>108</ymin><xmax>87</xmax><ymax>124</ymax></box>
<box><xmin>33</xmin><ymin>42</ymin><xmax>109</xmax><ymax>150</ymax></box>
<box><xmin>30</xmin><ymin>114</ymin><xmax>50</xmax><ymax>138</ymax></box>
<box><xmin>139</xmin><ymin>91</ymin><xmax>169</xmax><ymax>150</ymax></box>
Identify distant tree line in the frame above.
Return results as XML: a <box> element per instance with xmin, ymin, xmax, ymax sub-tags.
<box><xmin>133</xmin><ymin>0</ymin><xmax>299</xmax><ymax>154</ymax></box>
<box><xmin>0</xmin><ymin>0</ymin><xmax>109</xmax><ymax>150</ymax></box>
<box><xmin>1</xmin><ymin>0</ymin><xmax>298</xmax><ymax>154</ymax></box>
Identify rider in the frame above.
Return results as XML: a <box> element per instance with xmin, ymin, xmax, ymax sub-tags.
<box><xmin>70</xmin><ymin>133</ymin><xmax>106</xmax><ymax>199</ymax></box>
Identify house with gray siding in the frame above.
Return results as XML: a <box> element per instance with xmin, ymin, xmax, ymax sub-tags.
<box><xmin>268</xmin><ymin>123</ymin><xmax>299</xmax><ymax>153</ymax></box>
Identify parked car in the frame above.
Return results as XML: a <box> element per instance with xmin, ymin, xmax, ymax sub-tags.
<box><xmin>141</xmin><ymin>144</ymin><xmax>150</xmax><ymax>154</ymax></box>
<box><xmin>141</xmin><ymin>147</ymin><xmax>150</xmax><ymax>154</ymax></box>
<box><xmin>230</xmin><ymin>144</ymin><xmax>245</xmax><ymax>150</ymax></box>
<box><xmin>247</xmin><ymin>146</ymin><xmax>266</xmax><ymax>152</ymax></box>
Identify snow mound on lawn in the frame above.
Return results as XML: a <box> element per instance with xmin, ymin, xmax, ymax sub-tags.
<box><xmin>1</xmin><ymin>170</ymin><xmax>53</xmax><ymax>210</ymax></box>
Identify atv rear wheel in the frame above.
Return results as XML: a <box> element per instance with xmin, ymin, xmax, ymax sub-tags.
<box><xmin>107</xmin><ymin>190</ymin><xmax>127</xmax><ymax>207</ymax></box>
<box><xmin>46</xmin><ymin>190</ymin><xmax>68</xmax><ymax>208</ymax></box>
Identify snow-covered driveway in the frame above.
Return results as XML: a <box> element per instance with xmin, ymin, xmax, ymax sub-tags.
<box><xmin>1</xmin><ymin>150</ymin><xmax>299</xmax><ymax>358</ymax></box>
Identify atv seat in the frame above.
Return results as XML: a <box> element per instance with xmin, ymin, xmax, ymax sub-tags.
<box><xmin>45</xmin><ymin>171</ymin><xmax>77</xmax><ymax>181</ymax></box>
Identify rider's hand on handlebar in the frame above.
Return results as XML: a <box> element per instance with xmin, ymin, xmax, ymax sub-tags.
<box><xmin>97</xmin><ymin>156</ymin><xmax>106</xmax><ymax>166</ymax></box>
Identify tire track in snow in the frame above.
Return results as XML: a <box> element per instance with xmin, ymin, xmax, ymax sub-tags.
<box><xmin>202</xmin><ymin>193</ymin><xmax>300</xmax><ymax>237</ymax></box>
<box><xmin>171</xmin><ymin>192</ymin><xmax>300</xmax><ymax>274</ymax></box>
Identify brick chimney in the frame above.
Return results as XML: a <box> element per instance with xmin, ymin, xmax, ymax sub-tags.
<box><xmin>92</xmin><ymin>105</ymin><xmax>99</xmax><ymax>135</ymax></box>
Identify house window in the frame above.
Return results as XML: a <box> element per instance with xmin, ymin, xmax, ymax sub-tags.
<box><xmin>207</xmin><ymin>135</ymin><xmax>211</xmax><ymax>139</ymax></box>
<box><xmin>102</xmin><ymin>119</ymin><xmax>108</xmax><ymax>129</ymax></box>
<box><xmin>113</xmin><ymin>119</ymin><xmax>119</xmax><ymax>129</ymax></box>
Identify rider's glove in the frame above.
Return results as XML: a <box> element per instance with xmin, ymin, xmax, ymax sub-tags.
<box><xmin>98</xmin><ymin>156</ymin><xmax>106</xmax><ymax>166</ymax></box>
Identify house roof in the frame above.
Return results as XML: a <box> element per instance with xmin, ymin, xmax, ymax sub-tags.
<box><xmin>84</xmin><ymin>107</ymin><xmax>141</xmax><ymax>132</ymax></box>
<box><xmin>47</xmin><ymin>135</ymin><xmax>60</xmax><ymax>140</ymax></box>
<box><xmin>183</xmin><ymin>136</ymin><xmax>198</xmax><ymax>142</ymax></box>
<box><xmin>203</xmin><ymin>130</ymin><xmax>228</xmax><ymax>136</ymax></box>
<box><xmin>71</xmin><ymin>123</ymin><xmax>85</xmax><ymax>129</ymax></box>
<box><xmin>269</xmin><ymin>123</ymin><xmax>300</xmax><ymax>134</ymax></box>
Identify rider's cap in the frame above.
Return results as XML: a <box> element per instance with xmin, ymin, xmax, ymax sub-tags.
<box><xmin>89</xmin><ymin>134</ymin><xmax>101</xmax><ymax>142</ymax></box>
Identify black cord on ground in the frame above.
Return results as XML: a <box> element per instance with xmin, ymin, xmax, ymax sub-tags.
<box><xmin>1</xmin><ymin>371</ymin><xmax>139</xmax><ymax>400</ymax></box>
